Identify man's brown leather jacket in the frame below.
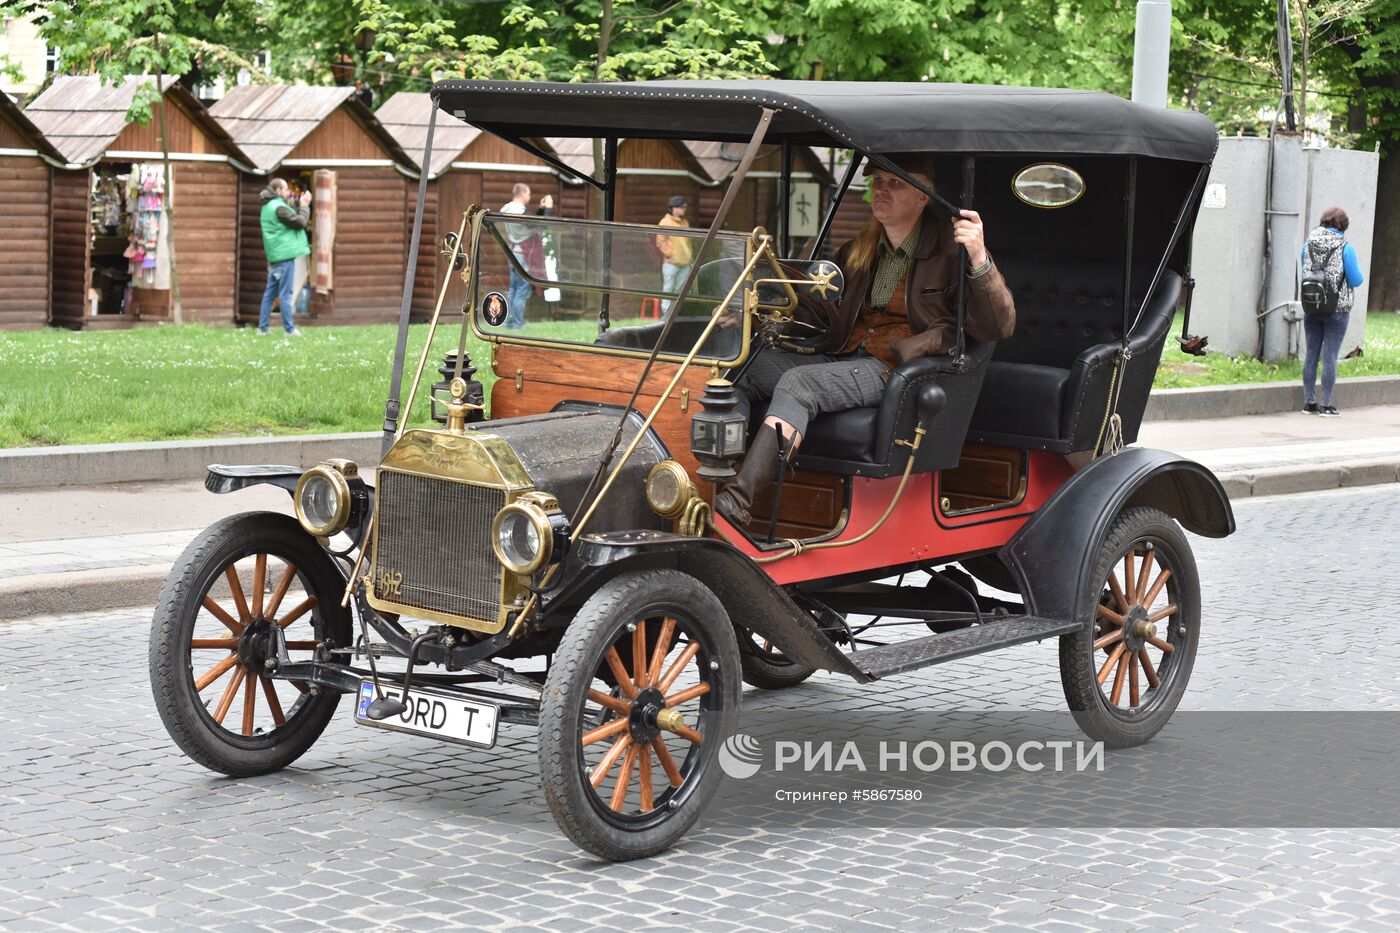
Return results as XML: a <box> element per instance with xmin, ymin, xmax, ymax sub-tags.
<box><xmin>786</xmin><ymin>207</ymin><xmax>1016</xmax><ymax>365</ymax></box>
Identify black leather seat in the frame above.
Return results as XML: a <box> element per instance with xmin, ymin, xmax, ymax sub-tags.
<box><xmin>967</xmin><ymin>257</ymin><xmax>1182</xmax><ymax>453</ymax></box>
<box><xmin>749</xmin><ymin>341</ymin><xmax>994</xmax><ymax>479</ymax></box>
<box><xmin>595</xmin><ymin>316</ymin><xmax>741</xmax><ymax>359</ymax></box>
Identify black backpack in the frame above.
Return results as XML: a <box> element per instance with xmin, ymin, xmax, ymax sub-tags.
<box><xmin>1300</xmin><ymin>242</ymin><xmax>1342</xmax><ymax>316</ymax></box>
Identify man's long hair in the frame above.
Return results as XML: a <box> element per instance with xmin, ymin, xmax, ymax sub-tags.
<box><xmin>844</xmin><ymin>218</ymin><xmax>885</xmax><ymax>275</ymax></box>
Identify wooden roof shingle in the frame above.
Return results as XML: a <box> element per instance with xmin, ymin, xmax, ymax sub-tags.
<box><xmin>209</xmin><ymin>84</ymin><xmax>412</xmax><ymax>172</ymax></box>
<box><xmin>375</xmin><ymin>92</ymin><xmax>479</xmax><ymax>179</ymax></box>
<box><xmin>24</xmin><ymin>75</ymin><xmax>247</xmax><ymax>166</ymax></box>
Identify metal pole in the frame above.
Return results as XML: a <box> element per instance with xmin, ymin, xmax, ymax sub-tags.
<box><xmin>1121</xmin><ymin>157</ymin><xmax>1138</xmax><ymax>340</ymax></box>
<box><xmin>383</xmin><ymin>99</ymin><xmax>436</xmax><ymax>454</ymax></box>
<box><xmin>1262</xmin><ymin>133</ymin><xmax>1304</xmax><ymax>362</ymax></box>
<box><xmin>954</xmin><ymin>156</ymin><xmax>974</xmax><ymax>363</ymax></box>
<box><xmin>778</xmin><ymin>141</ymin><xmax>792</xmax><ymax>256</ymax></box>
<box><xmin>603</xmin><ymin>137</ymin><xmax>618</xmax><ymax>221</ymax></box>
<box><xmin>600</xmin><ymin>136</ymin><xmax>618</xmax><ymax>331</ymax></box>
<box><xmin>1131</xmin><ymin>1</ymin><xmax>1172</xmax><ymax>108</ymax></box>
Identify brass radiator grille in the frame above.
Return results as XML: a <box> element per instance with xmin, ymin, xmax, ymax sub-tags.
<box><xmin>374</xmin><ymin>471</ymin><xmax>505</xmax><ymax>622</ymax></box>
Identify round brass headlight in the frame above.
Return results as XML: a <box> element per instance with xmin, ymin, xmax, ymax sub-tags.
<box><xmin>491</xmin><ymin>499</ymin><xmax>554</xmax><ymax>575</ymax></box>
<box><xmin>294</xmin><ymin>465</ymin><xmax>351</xmax><ymax>537</ymax></box>
<box><xmin>646</xmin><ymin>460</ymin><xmax>693</xmax><ymax>519</ymax></box>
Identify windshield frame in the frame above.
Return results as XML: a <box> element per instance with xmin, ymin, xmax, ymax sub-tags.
<box><xmin>464</xmin><ymin>208</ymin><xmax>798</xmax><ymax>371</ymax></box>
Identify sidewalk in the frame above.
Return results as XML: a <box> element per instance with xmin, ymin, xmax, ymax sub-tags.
<box><xmin>4</xmin><ymin>405</ymin><xmax>1399</xmax><ymax>619</ymax></box>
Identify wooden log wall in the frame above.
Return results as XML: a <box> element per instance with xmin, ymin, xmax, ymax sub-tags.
<box><xmin>108</xmin><ymin>99</ymin><xmax>212</xmax><ymax>156</ymax></box>
<box><xmin>171</xmin><ymin>162</ymin><xmax>239</xmax><ymax>324</ymax></box>
<box><xmin>413</xmin><ymin>170</ymin><xmax>480</xmax><ymax>322</ymax></box>
<box><xmin>826</xmin><ymin>189</ymin><xmax>872</xmax><ymax>259</ymax></box>
<box><xmin>319</xmin><ymin>167</ymin><xmax>407</xmax><ymax>323</ymax></box>
<box><xmin>49</xmin><ymin>168</ymin><xmax>91</xmax><ymax>327</ymax></box>
<box><xmin>0</xmin><ymin>155</ymin><xmax>52</xmax><ymax>329</ymax></box>
<box><xmin>235</xmin><ymin>173</ymin><xmax>269</xmax><ymax>325</ymax></box>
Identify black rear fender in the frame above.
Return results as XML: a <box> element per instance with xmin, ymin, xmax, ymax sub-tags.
<box><xmin>542</xmin><ymin>532</ymin><xmax>866</xmax><ymax>680</ymax></box>
<box><xmin>1000</xmin><ymin>447</ymin><xmax>1234</xmax><ymax>621</ymax></box>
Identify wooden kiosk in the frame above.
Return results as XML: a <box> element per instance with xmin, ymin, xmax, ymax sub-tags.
<box><xmin>25</xmin><ymin>76</ymin><xmax>248</xmax><ymax>328</ymax></box>
<box><xmin>209</xmin><ymin>85</ymin><xmax>415</xmax><ymax>326</ymax></box>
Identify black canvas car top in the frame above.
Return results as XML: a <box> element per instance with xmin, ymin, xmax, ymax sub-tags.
<box><xmin>432</xmin><ymin>79</ymin><xmax>1218</xmax><ymax>163</ymax></box>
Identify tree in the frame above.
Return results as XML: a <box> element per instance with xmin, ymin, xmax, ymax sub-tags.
<box><xmin>13</xmin><ymin>0</ymin><xmax>265</xmax><ymax>323</ymax></box>
<box><xmin>360</xmin><ymin>0</ymin><xmax>774</xmax><ymax>214</ymax></box>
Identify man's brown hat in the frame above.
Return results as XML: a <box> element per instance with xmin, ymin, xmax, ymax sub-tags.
<box><xmin>863</xmin><ymin>152</ymin><xmax>936</xmax><ymax>181</ymax></box>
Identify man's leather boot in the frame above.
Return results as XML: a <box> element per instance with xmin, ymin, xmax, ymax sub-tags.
<box><xmin>714</xmin><ymin>426</ymin><xmax>788</xmax><ymax>527</ymax></box>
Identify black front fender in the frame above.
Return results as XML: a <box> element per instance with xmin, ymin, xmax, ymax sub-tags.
<box><xmin>542</xmin><ymin>531</ymin><xmax>867</xmax><ymax>681</ymax></box>
<box><xmin>205</xmin><ymin>464</ymin><xmax>302</xmax><ymax>495</ymax></box>
<box><xmin>1000</xmin><ymin>447</ymin><xmax>1234</xmax><ymax>621</ymax></box>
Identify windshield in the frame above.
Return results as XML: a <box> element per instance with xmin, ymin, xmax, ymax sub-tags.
<box><xmin>469</xmin><ymin>211</ymin><xmax>790</xmax><ymax>365</ymax></box>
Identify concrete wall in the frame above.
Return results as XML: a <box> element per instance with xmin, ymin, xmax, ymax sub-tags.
<box><xmin>1303</xmin><ymin>145</ymin><xmax>1378</xmax><ymax>355</ymax></box>
<box><xmin>1189</xmin><ymin>137</ymin><xmax>1270</xmax><ymax>357</ymax></box>
<box><xmin>1188</xmin><ymin>137</ymin><xmax>1379</xmax><ymax>359</ymax></box>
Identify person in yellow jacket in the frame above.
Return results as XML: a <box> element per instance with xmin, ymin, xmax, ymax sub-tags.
<box><xmin>656</xmin><ymin>195</ymin><xmax>694</xmax><ymax>312</ymax></box>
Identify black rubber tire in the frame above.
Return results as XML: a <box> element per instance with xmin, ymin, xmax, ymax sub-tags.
<box><xmin>149</xmin><ymin>511</ymin><xmax>352</xmax><ymax>777</ymax></box>
<box><xmin>1059</xmin><ymin>506</ymin><xmax>1200</xmax><ymax>748</ymax></box>
<box><xmin>539</xmin><ymin>570</ymin><xmax>741</xmax><ymax>861</ymax></box>
<box><xmin>736</xmin><ymin>627</ymin><xmax>816</xmax><ymax>690</ymax></box>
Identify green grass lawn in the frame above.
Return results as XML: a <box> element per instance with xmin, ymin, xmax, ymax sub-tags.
<box><xmin>2</xmin><ymin>312</ymin><xmax>1398</xmax><ymax>447</ymax></box>
<box><xmin>1155</xmin><ymin>311</ymin><xmax>1400</xmax><ymax>388</ymax></box>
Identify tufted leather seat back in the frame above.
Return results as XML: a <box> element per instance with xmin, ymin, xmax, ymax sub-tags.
<box><xmin>993</xmin><ymin>256</ymin><xmax>1128</xmax><ymax>369</ymax></box>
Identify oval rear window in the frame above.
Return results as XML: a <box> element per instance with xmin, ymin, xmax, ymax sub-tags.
<box><xmin>1012</xmin><ymin>163</ymin><xmax>1085</xmax><ymax>208</ymax></box>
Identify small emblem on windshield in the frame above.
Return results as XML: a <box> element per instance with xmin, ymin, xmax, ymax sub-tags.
<box><xmin>482</xmin><ymin>291</ymin><xmax>508</xmax><ymax>327</ymax></box>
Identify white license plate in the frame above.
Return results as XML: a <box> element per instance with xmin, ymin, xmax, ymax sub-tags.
<box><xmin>354</xmin><ymin>681</ymin><xmax>499</xmax><ymax>748</ymax></box>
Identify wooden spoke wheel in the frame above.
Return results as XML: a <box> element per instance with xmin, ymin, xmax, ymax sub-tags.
<box><xmin>540</xmin><ymin>570</ymin><xmax>740</xmax><ymax>861</ymax></box>
<box><xmin>149</xmin><ymin>512</ymin><xmax>352</xmax><ymax>777</ymax></box>
<box><xmin>1060</xmin><ymin>506</ymin><xmax>1200</xmax><ymax>748</ymax></box>
<box><xmin>736</xmin><ymin>627</ymin><xmax>816</xmax><ymax>690</ymax></box>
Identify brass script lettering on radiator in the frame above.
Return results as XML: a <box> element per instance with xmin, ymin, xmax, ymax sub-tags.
<box><xmin>423</xmin><ymin>450</ymin><xmax>463</xmax><ymax>470</ymax></box>
<box><xmin>377</xmin><ymin>568</ymin><xmax>404</xmax><ymax>598</ymax></box>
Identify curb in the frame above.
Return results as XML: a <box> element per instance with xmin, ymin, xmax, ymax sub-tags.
<box><xmin>0</xmin><ymin>564</ymin><xmax>169</xmax><ymax>622</ymax></box>
<box><xmin>1143</xmin><ymin>375</ymin><xmax>1400</xmax><ymax>422</ymax></box>
<box><xmin>4</xmin><ymin>458</ymin><xmax>1398</xmax><ymax>621</ymax></box>
<box><xmin>1211</xmin><ymin>457</ymin><xmax>1400</xmax><ymax>500</ymax></box>
<box><xmin>0</xmin><ymin>433</ymin><xmax>381</xmax><ymax>490</ymax></box>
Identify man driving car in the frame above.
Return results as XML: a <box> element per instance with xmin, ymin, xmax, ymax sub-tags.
<box><xmin>715</xmin><ymin>153</ymin><xmax>1017</xmax><ymax>527</ymax></box>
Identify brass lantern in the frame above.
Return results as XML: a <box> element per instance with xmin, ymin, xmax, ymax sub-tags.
<box><xmin>690</xmin><ymin>378</ymin><xmax>747</xmax><ymax>482</ymax></box>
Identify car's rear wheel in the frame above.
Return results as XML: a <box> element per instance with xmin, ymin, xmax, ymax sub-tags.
<box><xmin>149</xmin><ymin>512</ymin><xmax>351</xmax><ymax>776</ymax></box>
<box><xmin>1059</xmin><ymin>506</ymin><xmax>1200</xmax><ymax>747</ymax></box>
<box><xmin>540</xmin><ymin>570</ymin><xmax>740</xmax><ymax>861</ymax></box>
<box><xmin>736</xmin><ymin>628</ymin><xmax>816</xmax><ymax>689</ymax></box>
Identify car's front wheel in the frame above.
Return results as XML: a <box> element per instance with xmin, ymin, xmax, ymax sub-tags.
<box><xmin>149</xmin><ymin>512</ymin><xmax>352</xmax><ymax>776</ymax></box>
<box><xmin>539</xmin><ymin>570</ymin><xmax>740</xmax><ymax>861</ymax></box>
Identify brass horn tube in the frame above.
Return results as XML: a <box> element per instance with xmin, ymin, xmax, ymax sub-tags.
<box><xmin>341</xmin><ymin>211</ymin><xmax>469</xmax><ymax>609</ymax></box>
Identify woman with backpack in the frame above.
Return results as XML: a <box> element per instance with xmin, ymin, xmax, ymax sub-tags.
<box><xmin>1299</xmin><ymin>207</ymin><xmax>1365</xmax><ymax>416</ymax></box>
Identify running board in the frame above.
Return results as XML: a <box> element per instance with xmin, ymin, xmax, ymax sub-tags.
<box><xmin>850</xmin><ymin>616</ymin><xmax>1082</xmax><ymax>680</ymax></box>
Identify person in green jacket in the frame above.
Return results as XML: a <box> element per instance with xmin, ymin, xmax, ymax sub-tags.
<box><xmin>258</xmin><ymin>178</ymin><xmax>311</xmax><ymax>336</ymax></box>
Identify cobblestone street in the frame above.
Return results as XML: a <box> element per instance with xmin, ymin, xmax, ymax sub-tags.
<box><xmin>2</xmin><ymin>486</ymin><xmax>1398</xmax><ymax>931</ymax></box>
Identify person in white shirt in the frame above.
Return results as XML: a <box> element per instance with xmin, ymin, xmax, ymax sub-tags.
<box><xmin>500</xmin><ymin>183</ymin><xmax>532</xmax><ymax>328</ymax></box>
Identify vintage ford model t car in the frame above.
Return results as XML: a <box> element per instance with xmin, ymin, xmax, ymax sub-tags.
<box><xmin>150</xmin><ymin>80</ymin><xmax>1234</xmax><ymax>860</ymax></box>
